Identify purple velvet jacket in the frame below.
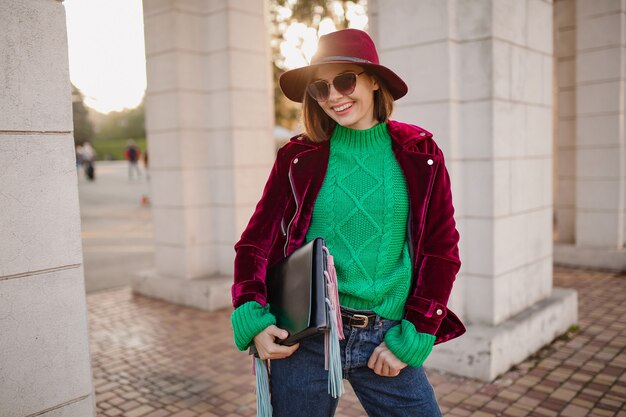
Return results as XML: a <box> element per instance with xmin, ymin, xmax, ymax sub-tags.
<box><xmin>231</xmin><ymin>120</ymin><xmax>465</xmax><ymax>345</ymax></box>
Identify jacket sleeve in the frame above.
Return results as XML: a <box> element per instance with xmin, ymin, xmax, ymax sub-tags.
<box><xmin>404</xmin><ymin>145</ymin><xmax>461</xmax><ymax>335</ymax></box>
<box><xmin>231</xmin><ymin>147</ymin><xmax>290</xmax><ymax>308</ymax></box>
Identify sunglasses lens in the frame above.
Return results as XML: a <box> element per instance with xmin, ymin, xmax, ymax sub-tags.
<box><xmin>333</xmin><ymin>73</ymin><xmax>357</xmax><ymax>95</ymax></box>
<box><xmin>307</xmin><ymin>80</ymin><xmax>330</xmax><ymax>101</ymax></box>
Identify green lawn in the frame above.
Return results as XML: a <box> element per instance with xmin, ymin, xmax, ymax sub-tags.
<box><xmin>92</xmin><ymin>137</ymin><xmax>147</xmax><ymax>161</ymax></box>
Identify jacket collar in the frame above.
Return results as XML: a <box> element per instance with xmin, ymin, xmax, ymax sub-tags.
<box><xmin>288</xmin><ymin>120</ymin><xmax>432</xmax><ymax>151</ymax></box>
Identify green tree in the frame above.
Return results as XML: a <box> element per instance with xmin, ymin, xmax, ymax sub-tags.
<box><xmin>93</xmin><ymin>98</ymin><xmax>145</xmax><ymax>142</ymax></box>
<box><xmin>269</xmin><ymin>0</ymin><xmax>366</xmax><ymax>129</ymax></box>
<box><xmin>72</xmin><ymin>84</ymin><xmax>94</xmax><ymax>144</ymax></box>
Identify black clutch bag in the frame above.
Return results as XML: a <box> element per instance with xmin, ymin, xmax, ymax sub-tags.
<box><xmin>249</xmin><ymin>237</ymin><xmax>334</xmax><ymax>355</ymax></box>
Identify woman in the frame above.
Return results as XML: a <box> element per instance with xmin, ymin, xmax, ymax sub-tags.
<box><xmin>230</xmin><ymin>29</ymin><xmax>464</xmax><ymax>417</ymax></box>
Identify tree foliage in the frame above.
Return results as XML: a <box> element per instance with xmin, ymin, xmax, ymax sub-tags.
<box><xmin>72</xmin><ymin>84</ymin><xmax>94</xmax><ymax>144</ymax></box>
<box><xmin>93</xmin><ymin>98</ymin><xmax>146</xmax><ymax>142</ymax></box>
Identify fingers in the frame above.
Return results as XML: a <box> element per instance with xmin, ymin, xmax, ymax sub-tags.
<box><xmin>253</xmin><ymin>325</ymin><xmax>299</xmax><ymax>360</ymax></box>
<box><xmin>367</xmin><ymin>343</ymin><xmax>406</xmax><ymax>377</ymax></box>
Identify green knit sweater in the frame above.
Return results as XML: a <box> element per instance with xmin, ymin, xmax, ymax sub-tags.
<box><xmin>231</xmin><ymin>123</ymin><xmax>435</xmax><ymax>367</ymax></box>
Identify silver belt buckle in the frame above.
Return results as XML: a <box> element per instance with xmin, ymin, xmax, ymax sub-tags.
<box><xmin>352</xmin><ymin>314</ymin><xmax>369</xmax><ymax>328</ymax></box>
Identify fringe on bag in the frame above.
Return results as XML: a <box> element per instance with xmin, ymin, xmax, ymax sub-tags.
<box><xmin>323</xmin><ymin>247</ymin><xmax>345</xmax><ymax>398</ymax></box>
<box><xmin>254</xmin><ymin>357</ymin><xmax>272</xmax><ymax>417</ymax></box>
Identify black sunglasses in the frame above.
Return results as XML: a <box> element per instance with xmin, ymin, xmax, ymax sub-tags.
<box><xmin>306</xmin><ymin>71</ymin><xmax>366</xmax><ymax>102</ymax></box>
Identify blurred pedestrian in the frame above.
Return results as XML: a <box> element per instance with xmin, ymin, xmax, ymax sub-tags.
<box><xmin>82</xmin><ymin>141</ymin><xmax>96</xmax><ymax>181</ymax></box>
<box><xmin>124</xmin><ymin>139</ymin><xmax>142</xmax><ymax>180</ymax></box>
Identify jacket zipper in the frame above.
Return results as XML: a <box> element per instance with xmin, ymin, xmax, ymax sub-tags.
<box><xmin>283</xmin><ymin>164</ymin><xmax>299</xmax><ymax>257</ymax></box>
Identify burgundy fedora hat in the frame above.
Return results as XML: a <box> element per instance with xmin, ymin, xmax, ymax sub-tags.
<box><xmin>279</xmin><ymin>29</ymin><xmax>408</xmax><ymax>103</ymax></box>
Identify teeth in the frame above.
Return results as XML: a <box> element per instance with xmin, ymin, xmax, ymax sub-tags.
<box><xmin>334</xmin><ymin>103</ymin><xmax>352</xmax><ymax>112</ymax></box>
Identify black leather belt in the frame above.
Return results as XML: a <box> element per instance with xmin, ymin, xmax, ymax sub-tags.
<box><xmin>341</xmin><ymin>310</ymin><xmax>377</xmax><ymax>328</ymax></box>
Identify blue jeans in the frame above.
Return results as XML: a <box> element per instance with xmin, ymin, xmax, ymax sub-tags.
<box><xmin>269</xmin><ymin>309</ymin><xmax>442</xmax><ymax>417</ymax></box>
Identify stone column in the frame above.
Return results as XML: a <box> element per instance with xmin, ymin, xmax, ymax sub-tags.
<box><xmin>369</xmin><ymin>0</ymin><xmax>578</xmax><ymax>380</ymax></box>
<box><xmin>555</xmin><ymin>0</ymin><xmax>626</xmax><ymax>270</ymax></box>
<box><xmin>133</xmin><ymin>0</ymin><xmax>275</xmax><ymax>310</ymax></box>
<box><xmin>0</xmin><ymin>1</ymin><xmax>96</xmax><ymax>415</ymax></box>
<box><xmin>554</xmin><ymin>0</ymin><xmax>577</xmax><ymax>244</ymax></box>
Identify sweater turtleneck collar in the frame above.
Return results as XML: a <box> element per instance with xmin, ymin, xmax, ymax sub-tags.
<box><xmin>330</xmin><ymin>123</ymin><xmax>390</xmax><ymax>152</ymax></box>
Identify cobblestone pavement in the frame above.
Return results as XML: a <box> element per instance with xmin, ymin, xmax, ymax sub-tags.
<box><xmin>89</xmin><ymin>266</ymin><xmax>626</xmax><ymax>417</ymax></box>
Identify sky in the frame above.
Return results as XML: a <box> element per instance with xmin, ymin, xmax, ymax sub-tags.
<box><xmin>63</xmin><ymin>0</ymin><xmax>367</xmax><ymax>114</ymax></box>
<box><xmin>64</xmin><ymin>0</ymin><xmax>147</xmax><ymax>114</ymax></box>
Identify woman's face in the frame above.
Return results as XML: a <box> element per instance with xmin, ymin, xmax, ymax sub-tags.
<box><xmin>312</xmin><ymin>63</ymin><xmax>379</xmax><ymax>130</ymax></box>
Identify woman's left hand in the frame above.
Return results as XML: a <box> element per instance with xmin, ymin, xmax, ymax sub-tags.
<box><xmin>367</xmin><ymin>341</ymin><xmax>407</xmax><ymax>377</ymax></box>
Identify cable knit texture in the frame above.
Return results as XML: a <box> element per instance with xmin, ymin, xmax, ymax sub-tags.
<box><xmin>231</xmin><ymin>301</ymin><xmax>276</xmax><ymax>351</ymax></box>
<box><xmin>384</xmin><ymin>319</ymin><xmax>436</xmax><ymax>367</ymax></box>
<box><xmin>305</xmin><ymin>123</ymin><xmax>412</xmax><ymax>320</ymax></box>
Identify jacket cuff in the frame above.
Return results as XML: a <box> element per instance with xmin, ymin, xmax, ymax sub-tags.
<box><xmin>404</xmin><ymin>295</ymin><xmax>447</xmax><ymax>335</ymax></box>
<box><xmin>230</xmin><ymin>301</ymin><xmax>276</xmax><ymax>351</ymax></box>
<box><xmin>384</xmin><ymin>320</ymin><xmax>436</xmax><ymax>368</ymax></box>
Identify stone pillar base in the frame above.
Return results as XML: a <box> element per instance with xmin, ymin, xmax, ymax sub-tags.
<box><xmin>427</xmin><ymin>288</ymin><xmax>578</xmax><ymax>381</ymax></box>
<box><xmin>554</xmin><ymin>243</ymin><xmax>626</xmax><ymax>272</ymax></box>
<box><xmin>132</xmin><ymin>270</ymin><xmax>232</xmax><ymax>311</ymax></box>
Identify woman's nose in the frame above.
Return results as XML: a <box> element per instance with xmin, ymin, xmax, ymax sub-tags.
<box><xmin>327</xmin><ymin>83</ymin><xmax>344</xmax><ymax>101</ymax></box>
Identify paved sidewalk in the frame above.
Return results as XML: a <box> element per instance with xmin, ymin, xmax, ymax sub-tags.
<box><xmin>88</xmin><ymin>267</ymin><xmax>626</xmax><ymax>417</ymax></box>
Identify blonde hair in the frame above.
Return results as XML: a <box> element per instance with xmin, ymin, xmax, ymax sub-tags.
<box><xmin>301</xmin><ymin>74</ymin><xmax>395</xmax><ymax>143</ymax></box>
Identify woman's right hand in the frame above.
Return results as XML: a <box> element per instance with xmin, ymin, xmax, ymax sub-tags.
<box><xmin>253</xmin><ymin>325</ymin><xmax>300</xmax><ymax>360</ymax></box>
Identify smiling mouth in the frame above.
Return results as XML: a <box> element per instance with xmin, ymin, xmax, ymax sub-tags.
<box><xmin>333</xmin><ymin>103</ymin><xmax>353</xmax><ymax>112</ymax></box>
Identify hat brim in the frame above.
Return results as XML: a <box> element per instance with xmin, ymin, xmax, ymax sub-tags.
<box><xmin>279</xmin><ymin>61</ymin><xmax>408</xmax><ymax>103</ymax></box>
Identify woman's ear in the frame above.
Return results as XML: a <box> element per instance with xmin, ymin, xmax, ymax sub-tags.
<box><xmin>371</xmin><ymin>76</ymin><xmax>380</xmax><ymax>91</ymax></box>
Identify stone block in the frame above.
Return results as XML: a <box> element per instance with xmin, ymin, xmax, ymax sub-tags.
<box><xmin>577</xmin><ymin>0</ymin><xmax>623</xmax><ymax>18</ymax></box>
<box><xmin>216</xmin><ymin>241</ymin><xmax>236</xmax><ymax>276</ymax></box>
<box><xmin>378</xmin><ymin>0</ymin><xmax>450</xmax><ymax>48</ymax></box>
<box><xmin>0</xmin><ymin>135</ymin><xmax>82</xmax><ymax>278</ymax></box>
<box><xmin>133</xmin><ymin>270</ymin><xmax>232</xmax><ymax>311</ymax></box>
<box><xmin>148</xmin><ymin>129</ymin><xmax>219</xmax><ymax>170</ymax></box>
<box><xmin>150</xmin><ymin>169</ymin><xmax>212</xmax><ymax>208</ymax></box>
<box><xmin>577</xmin><ymin>47</ymin><xmax>622</xmax><ymax>83</ymax></box>
<box><xmin>154</xmin><ymin>242</ymin><xmax>216</xmax><ymax>279</ymax></box>
<box><xmin>558</xmin><ymin>89</ymin><xmax>576</xmax><ymax>118</ymax></box>
<box><xmin>576</xmin><ymin>211</ymin><xmax>621</xmax><ymax>247</ymax></box>
<box><xmin>525</xmin><ymin>208</ymin><xmax>554</xmax><ymax>262</ymax></box>
<box><xmin>577</xmin><ymin>179</ymin><xmax>622</xmax><ymax>211</ymax></box>
<box><xmin>0</xmin><ymin>268</ymin><xmax>93</xmax><ymax>416</ymax></box>
<box><xmin>493</xmin><ymin>39</ymin><xmax>511</xmax><ymax>100</ymax></box>
<box><xmin>454</xmin><ymin>0</ymin><xmax>491</xmax><ymax>40</ymax></box>
<box><xmin>527</xmin><ymin>105</ymin><xmax>553</xmax><ymax>156</ymax></box>
<box><xmin>395</xmin><ymin>102</ymin><xmax>455</xmax><ymax>151</ymax></box>
<box><xmin>555</xmin><ymin>243</ymin><xmax>626</xmax><ymax>270</ymax></box>
<box><xmin>511</xmin><ymin>46</ymin><xmax>544</xmax><ymax>104</ymax></box>
<box><xmin>494</xmin><ymin>213</ymin><xmax>528</xmax><ymax>274</ymax></box>
<box><xmin>227</xmin><ymin>0</ymin><xmax>265</xmax><ymax>15</ymax></box>
<box><xmin>511</xmin><ymin>158</ymin><xmax>551</xmax><ymax>212</ymax></box>
<box><xmin>233</xmin><ymin>165</ymin><xmax>276</xmax><ymax>206</ymax></box>
<box><xmin>231</xmin><ymin>129</ymin><xmax>275</xmax><ymax>168</ymax></box>
<box><xmin>555</xmin><ymin>207</ymin><xmax>575</xmax><ymax>243</ymax></box>
<box><xmin>159</xmin><ymin>205</ymin><xmax>212</xmax><ymax>246</ymax></box>
<box><xmin>143</xmin><ymin>0</ymin><xmax>213</xmax><ymax>16</ymax></box>
<box><xmin>205</xmin><ymin>50</ymin><xmax>232</xmax><ymax>91</ymax></box>
<box><xmin>228</xmin><ymin>10</ymin><xmax>266</xmax><ymax>53</ymax></box>
<box><xmin>542</xmin><ymin>55</ymin><xmax>554</xmax><ymax>107</ymax></box>
<box><xmin>382</xmin><ymin>42</ymin><xmax>454</xmax><ymax>104</ymax></box>
<box><xmin>144</xmin><ymin>9</ymin><xmax>205</xmax><ymax>56</ymax></box>
<box><xmin>493</xmin><ymin>0</ymin><xmax>527</xmax><ymax>45</ymax></box>
<box><xmin>577</xmin><ymin>146</ymin><xmax>622</xmax><ymax>179</ymax></box>
<box><xmin>229</xmin><ymin>50</ymin><xmax>272</xmax><ymax>91</ymax></box>
<box><xmin>234</xmin><ymin>203</ymin><xmax>257</xmax><ymax>237</ymax></box>
<box><xmin>577</xmin><ymin>13</ymin><xmax>622</xmax><ymax>51</ymax></box>
<box><xmin>213</xmin><ymin>206</ymin><xmax>237</xmax><ymax>246</ymax></box>
<box><xmin>462</xmin><ymin>161</ymin><xmax>494</xmax><ymax>217</ymax></box>
<box><xmin>558</xmin><ymin>59</ymin><xmax>575</xmax><ymax>88</ymax></box>
<box><xmin>463</xmin><ymin>218</ymin><xmax>494</xmax><ymax>276</ymax></box>
<box><xmin>555</xmin><ymin>0</ymin><xmax>575</xmax><ymax>29</ymax></box>
<box><xmin>558</xmin><ymin>177</ymin><xmax>576</xmax><ymax>206</ymax></box>
<box><xmin>493</xmin><ymin>100</ymin><xmax>526</xmax><ymax>158</ymax></box>
<box><xmin>557</xmin><ymin>148</ymin><xmax>576</xmax><ymax>178</ymax></box>
<box><xmin>494</xmin><ymin>160</ymin><xmax>512</xmax><ymax>216</ymax></box>
<box><xmin>459</xmin><ymin>101</ymin><xmax>493</xmax><ymax>159</ymax></box>
<box><xmin>556</xmin><ymin>27</ymin><xmax>576</xmax><ymax>58</ymax></box>
<box><xmin>458</xmin><ymin>39</ymin><xmax>492</xmax><ymax>101</ymax></box>
<box><xmin>230</xmin><ymin>90</ymin><xmax>274</xmax><ymax>129</ymax></box>
<box><xmin>0</xmin><ymin>0</ymin><xmax>72</xmax><ymax>132</ymax></box>
<box><xmin>557</xmin><ymin>119</ymin><xmax>575</xmax><ymax>148</ymax></box>
<box><xmin>205</xmin><ymin>9</ymin><xmax>229</xmax><ymax>52</ymax></box>
<box><xmin>527</xmin><ymin>0</ymin><xmax>554</xmax><ymax>54</ymax></box>
<box><xmin>429</xmin><ymin>287</ymin><xmax>577</xmax><ymax>381</ymax></box>
<box><xmin>577</xmin><ymin>114</ymin><xmax>622</xmax><ymax>147</ymax></box>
